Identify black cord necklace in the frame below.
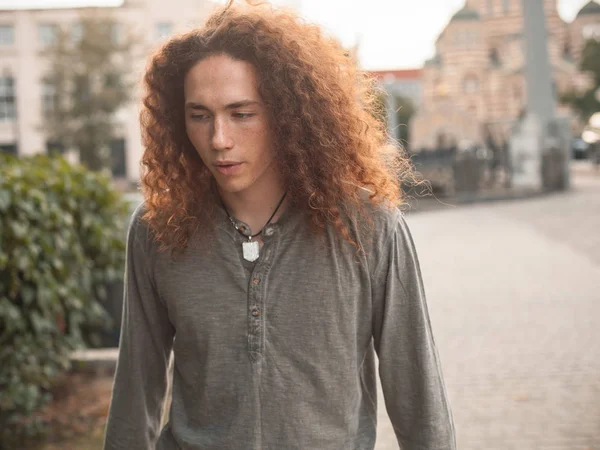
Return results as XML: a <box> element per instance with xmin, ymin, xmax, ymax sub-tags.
<box><xmin>222</xmin><ymin>192</ymin><xmax>287</xmax><ymax>262</ymax></box>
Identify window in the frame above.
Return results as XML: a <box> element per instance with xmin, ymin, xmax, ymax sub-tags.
<box><xmin>0</xmin><ymin>24</ymin><xmax>14</xmax><ymax>46</ymax></box>
<box><xmin>155</xmin><ymin>22</ymin><xmax>172</xmax><ymax>40</ymax></box>
<box><xmin>39</xmin><ymin>23</ymin><xmax>58</xmax><ymax>46</ymax></box>
<box><xmin>562</xmin><ymin>43</ymin><xmax>571</xmax><ymax>60</ymax></box>
<box><xmin>46</xmin><ymin>140</ymin><xmax>65</xmax><ymax>155</ymax></box>
<box><xmin>489</xmin><ymin>48</ymin><xmax>500</xmax><ymax>66</ymax></box>
<box><xmin>71</xmin><ymin>22</ymin><xmax>83</xmax><ymax>43</ymax></box>
<box><xmin>503</xmin><ymin>0</ymin><xmax>510</xmax><ymax>14</ymax></box>
<box><xmin>105</xmin><ymin>73</ymin><xmax>121</xmax><ymax>88</ymax></box>
<box><xmin>0</xmin><ymin>76</ymin><xmax>16</xmax><ymax>122</ymax></box>
<box><xmin>74</xmin><ymin>75</ymin><xmax>90</xmax><ymax>103</ymax></box>
<box><xmin>42</xmin><ymin>81</ymin><xmax>57</xmax><ymax>113</ymax></box>
<box><xmin>487</xmin><ymin>0</ymin><xmax>494</xmax><ymax>16</ymax></box>
<box><xmin>0</xmin><ymin>144</ymin><xmax>17</xmax><ymax>155</ymax></box>
<box><xmin>110</xmin><ymin>23</ymin><xmax>122</xmax><ymax>45</ymax></box>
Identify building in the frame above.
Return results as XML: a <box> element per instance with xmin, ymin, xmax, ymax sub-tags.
<box><xmin>0</xmin><ymin>0</ymin><xmax>226</xmax><ymax>180</ymax></box>
<box><xmin>410</xmin><ymin>0</ymin><xmax>600</xmax><ymax>151</ymax></box>
<box><xmin>0</xmin><ymin>0</ymin><xmax>302</xmax><ymax>181</ymax></box>
<box><xmin>367</xmin><ymin>69</ymin><xmax>423</xmax><ymax>109</ymax></box>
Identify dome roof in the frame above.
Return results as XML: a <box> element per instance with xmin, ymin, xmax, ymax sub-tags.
<box><xmin>425</xmin><ymin>54</ymin><xmax>442</xmax><ymax>66</ymax></box>
<box><xmin>450</xmin><ymin>7</ymin><xmax>481</xmax><ymax>22</ymax></box>
<box><xmin>576</xmin><ymin>1</ymin><xmax>600</xmax><ymax>18</ymax></box>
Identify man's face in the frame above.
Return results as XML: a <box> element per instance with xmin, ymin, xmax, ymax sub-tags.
<box><xmin>184</xmin><ymin>54</ymin><xmax>277</xmax><ymax>195</ymax></box>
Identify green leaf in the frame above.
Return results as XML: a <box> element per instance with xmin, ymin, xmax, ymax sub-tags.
<box><xmin>9</xmin><ymin>222</ymin><xmax>27</xmax><ymax>239</ymax></box>
<box><xmin>21</xmin><ymin>286</ymin><xmax>36</xmax><ymax>306</ymax></box>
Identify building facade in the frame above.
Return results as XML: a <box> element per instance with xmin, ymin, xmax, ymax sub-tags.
<box><xmin>411</xmin><ymin>0</ymin><xmax>600</xmax><ymax>151</ymax></box>
<box><xmin>0</xmin><ymin>0</ymin><xmax>224</xmax><ymax>180</ymax></box>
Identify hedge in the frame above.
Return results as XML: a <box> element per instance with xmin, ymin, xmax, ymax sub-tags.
<box><xmin>0</xmin><ymin>153</ymin><xmax>128</xmax><ymax>445</ymax></box>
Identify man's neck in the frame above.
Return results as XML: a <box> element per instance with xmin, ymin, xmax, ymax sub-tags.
<box><xmin>219</xmin><ymin>177</ymin><xmax>287</xmax><ymax>235</ymax></box>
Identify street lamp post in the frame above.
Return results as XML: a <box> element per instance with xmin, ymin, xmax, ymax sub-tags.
<box><xmin>511</xmin><ymin>0</ymin><xmax>570</xmax><ymax>190</ymax></box>
<box><xmin>521</xmin><ymin>0</ymin><xmax>556</xmax><ymax>126</ymax></box>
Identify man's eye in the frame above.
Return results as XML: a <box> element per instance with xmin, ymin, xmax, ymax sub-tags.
<box><xmin>234</xmin><ymin>112</ymin><xmax>255</xmax><ymax>119</ymax></box>
<box><xmin>190</xmin><ymin>114</ymin><xmax>210</xmax><ymax>120</ymax></box>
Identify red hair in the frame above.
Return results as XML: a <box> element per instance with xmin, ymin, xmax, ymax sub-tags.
<box><xmin>140</xmin><ymin>3</ymin><xmax>413</xmax><ymax>252</ymax></box>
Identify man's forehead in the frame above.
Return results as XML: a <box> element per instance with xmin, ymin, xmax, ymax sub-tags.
<box><xmin>185</xmin><ymin>55</ymin><xmax>258</xmax><ymax>85</ymax></box>
<box><xmin>184</xmin><ymin>56</ymin><xmax>262</xmax><ymax>105</ymax></box>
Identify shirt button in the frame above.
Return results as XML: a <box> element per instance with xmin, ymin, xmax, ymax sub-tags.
<box><xmin>251</xmin><ymin>309</ymin><xmax>260</xmax><ymax>317</ymax></box>
<box><xmin>264</xmin><ymin>227</ymin><xmax>274</xmax><ymax>237</ymax></box>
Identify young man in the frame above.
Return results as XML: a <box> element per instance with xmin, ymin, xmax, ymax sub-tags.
<box><xmin>104</xmin><ymin>3</ymin><xmax>455</xmax><ymax>449</ymax></box>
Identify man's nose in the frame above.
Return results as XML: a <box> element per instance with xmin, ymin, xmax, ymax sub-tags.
<box><xmin>212</xmin><ymin>118</ymin><xmax>234</xmax><ymax>151</ymax></box>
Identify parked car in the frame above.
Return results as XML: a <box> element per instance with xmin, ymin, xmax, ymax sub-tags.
<box><xmin>571</xmin><ymin>138</ymin><xmax>589</xmax><ymax>160</ymax></box>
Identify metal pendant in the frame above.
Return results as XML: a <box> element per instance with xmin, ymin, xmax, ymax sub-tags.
<box><xmin>242</xmin><ymin>240</ymin><xmax>260</xmax><ymax>262</ymax></box>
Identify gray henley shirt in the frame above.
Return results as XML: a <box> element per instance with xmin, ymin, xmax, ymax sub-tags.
<box><xmin>104</xmin><ymin>198</ymin><xmax>455</xmax><ymax>450</ymax></box>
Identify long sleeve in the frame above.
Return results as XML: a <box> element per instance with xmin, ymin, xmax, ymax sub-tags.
<box><xmin>371</xmin><ymin>212</ymin><xmax>455</xmax><ymax>450</ymax></box>
<box><xmin>104</xmin><ymin>206</ymin><xmax>175</xmax><ymax>450</ymax></box>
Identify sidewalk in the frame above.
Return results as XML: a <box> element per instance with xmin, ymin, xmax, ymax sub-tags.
<box><xmin>375</xmin><ymin>168</ymin><xmax>600</xmax><ymax>449</ymax></box>
<box><xmin>405</xmin><ymin>159</ymin><xmax>600</xmax><ymax>215</ymax></box>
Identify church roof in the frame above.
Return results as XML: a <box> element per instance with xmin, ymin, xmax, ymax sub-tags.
<box><xmin>425</xmin><ymin>54</ymin><xmax>442</xmax><ymax>66</ymax></box>
<box><xmin>576</xmin><ymin>1</ymin><xmax>600</xmax><ymax>18</ymax></box>
<box><xmin>368</xmin><ymin>69</ymin><xmax>423</xmax><ymax>81</ymax></box>
<box><xmin>450</xmin><ymin>6</ymin><xmax>480</xmax><ymax>22</ymax></box>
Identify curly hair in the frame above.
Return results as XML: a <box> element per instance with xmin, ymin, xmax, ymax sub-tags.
<box><xmin>140</xmin><ymin>1</ymin><xmax>414</xmax><ymax>253</ymax></box>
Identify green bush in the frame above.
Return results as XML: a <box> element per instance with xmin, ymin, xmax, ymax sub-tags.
<box><xmin>0</xmin><ymin>153</ymin><xmax>128</xmax><ymax>445</ymax></box>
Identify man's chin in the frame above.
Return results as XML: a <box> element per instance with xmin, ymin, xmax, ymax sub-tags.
<box><xmin>213</xmin><ymin>178</ymin><xmax>247</xmax><ymax>195</ymax></box>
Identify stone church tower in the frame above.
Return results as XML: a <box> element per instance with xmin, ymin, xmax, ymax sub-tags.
<box><xmin>411</xmin><ymin>0</ymin><xmax>600</xmax><ymax>150</ymax></box>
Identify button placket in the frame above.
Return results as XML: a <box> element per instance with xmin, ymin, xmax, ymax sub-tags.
<box><xmin>262</xmin><ymin>226</ymin><xmax>276</xmax><ymax>261</ymax></box>
<box><xmin>247</xmin><ymin>225</ymin><xmax>280</xmax><ymax>363</ymax></box>
<box><xmin>246</xmin><ymin>228</ymin><xmax>279</xmax><ymax>363</ymax></box>
<box><xmin>247</xmin><ymin>266</ymin><xmax>263</xmax><ymax>361</ymax></box>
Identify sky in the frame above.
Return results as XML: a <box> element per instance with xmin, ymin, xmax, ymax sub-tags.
<box><xmin>0</xmin><ymin>0</ymin><xmax>595</xmax><ymax>69</ymax></box>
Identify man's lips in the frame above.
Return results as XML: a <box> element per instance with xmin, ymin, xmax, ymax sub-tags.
<box><xmin>213</xmin><ymin>161</ymin><xmax>243</xmax><ymax>175</ymax></box>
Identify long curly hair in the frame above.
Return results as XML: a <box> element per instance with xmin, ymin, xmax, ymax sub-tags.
<box><xmin>140</xmin><ymin>1</ymin><xmax>414</xmax><ymax>253</ymax></box>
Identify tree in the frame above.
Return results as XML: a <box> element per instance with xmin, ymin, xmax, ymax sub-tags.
<box><xmin>393</xmin><ymin>94</ymin><xmax>416</xmax><ymax>148</ymax></box>
<box><xmin>42</xmin><ymin>12</ymin><xmax>136</xmax><ymax>172</ymax></box>
<box><xmin>562</xmin><ymin>39</ymin><xmax>600</xmax><ymax>122</ymax></box>
<box><xmin>372</xmin><ymin>91</ymin><xmax>416</xmax><ymax>148</ymax></box>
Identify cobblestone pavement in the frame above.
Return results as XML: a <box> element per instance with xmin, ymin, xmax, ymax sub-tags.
<box><xmin>375</xmin><ymin>170</ymin><xmax>600</xmax><ymax>449</ymax></box>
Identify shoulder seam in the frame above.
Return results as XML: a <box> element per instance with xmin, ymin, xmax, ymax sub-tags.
<box><xmin>370</xmin><ymin>207</ymin><xmax>402</xmax><ymax>280</ymax></box>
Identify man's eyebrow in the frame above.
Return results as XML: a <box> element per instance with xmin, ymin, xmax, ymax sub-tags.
<box><xmin>185</xmin><ymin>102</ymin><xmax>209</xmax><ymax>110</ymax></box>
<box><xmin>225</xmin><ymin>100</ymin><xmax>260</xmax><ymax>109</ymax></box>
<box><xmin>185</xmin><ymin>100</ymin><xmax>260</xmax><ymax>110</ymax></box>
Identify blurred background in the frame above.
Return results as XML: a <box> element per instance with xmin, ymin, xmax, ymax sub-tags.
<box><xmin>0</xmin><ymin>0</ymin><xmax>598</xmax><ymax>449</ymax></box>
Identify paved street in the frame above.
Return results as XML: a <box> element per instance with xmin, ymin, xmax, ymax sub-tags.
<box><xmin>375</xmin><ymin>166</ymin><xmax>600</xmax><ymax>449</ymax></box>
